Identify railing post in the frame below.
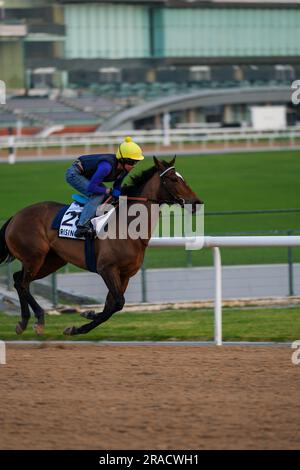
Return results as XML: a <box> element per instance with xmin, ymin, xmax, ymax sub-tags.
<box><xmin>163</xmin><ymin>112</ymin><xmax>171</xmax><ymax>146</ymax></box>
<box><xmin>186</xmin><ymin>250</ymin><xmax>192</xmax><ymax>267</ymax></box>
<box><xmin>8</xmin><ymin>134</ymin><xmax>16</xmax><ymax>164</ymax></box>
<box><xmin>0</xmin><ymin>341</ymin><xmax>6</xmax><ymax>365</ymax></box>
<box><xmin>287</xmin><ymin>230</ymin><xmax>294</xmax><ymax>296</ymax></box>
<box><xmin>213</xmin><ymin>247</ymin><xmax>222</xmax><ymax>346</ymax></box>
<box><xmin>51</xmin><ymin>272</ymin><xmax>58</xmax><ymax>308</ymax></box>
<box><xmin>141</xmin><ymin>264</ymin><xmax>147</xmax><ymax>303</ymax></box>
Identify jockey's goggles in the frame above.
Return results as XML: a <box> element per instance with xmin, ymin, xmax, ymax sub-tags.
<box><xmin>122</xmin><ymin>158</ymin><xmax>138</xmax><ymax>166</ymax></box>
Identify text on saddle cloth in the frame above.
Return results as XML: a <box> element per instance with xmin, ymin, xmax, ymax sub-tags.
<box><xmin>59</xmin><ymin>202</ymin><xmax>83</xmax><ymax>239</ymax></box>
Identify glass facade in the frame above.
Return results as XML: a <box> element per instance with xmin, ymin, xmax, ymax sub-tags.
<box><xmin>65</xmin><ymin>3</ymin><xmax>150</xmax><ymax>58</ymax></box>
<box><xmin>154</xmin><ymin>8</ymin><xmax>300</xmax><ymax>57</ymax></box>
<box><xmin>64</xmin><ymin>4</ymin><xmax>300</xmax><ymax>59</ymax></box>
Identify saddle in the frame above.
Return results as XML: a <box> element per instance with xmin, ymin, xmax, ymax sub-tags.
<box><xmin>71</xmin><ymin>194</ymin><xmax>89</xmax><ymax>205</ymax></box>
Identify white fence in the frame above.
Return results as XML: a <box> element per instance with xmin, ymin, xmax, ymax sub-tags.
<box><xmin>149</xmin><ymin>236</ymin><xmax>300</xmax><ymax>346</ymax></box>
<box><xmin>2</xmin><ymin>235</ymin><xmax>300</xmax><ymax>345</ymax></box>
<box><xmin>1</xmin><ymin>127</ymin><xmax>300</xmax><ymax>161</ymax></box>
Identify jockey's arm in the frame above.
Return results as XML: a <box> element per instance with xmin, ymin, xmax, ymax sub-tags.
<box><xmin>87</xmin><ymin>161</ymin><xmax>112</xmax><ymax>195</ymax></box>
<box><xmin>112</xmin><ymin>170</ymin><xmax>128</xmax><ymax>192</ymax></box>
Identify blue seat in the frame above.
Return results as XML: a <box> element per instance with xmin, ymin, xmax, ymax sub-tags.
<box><xmin>72</xmin><ymin>194</ymin><xmax>89</xmax><ymax>205</ymax></box>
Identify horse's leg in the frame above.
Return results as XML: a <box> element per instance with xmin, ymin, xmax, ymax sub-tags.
<box><xmin>25</xmin><ymin>291</ymin><xmax>45</xmax><ymax>335</ymax></box>
<box><xmin>29</xmin><ymin>252</ymin><xmax>67</xmax><ymax>335</ymax></box>
<box><xmin>64</xmin><ymin>269</ymin><xmax>129</xmax><ymax>335</ymax></box>
<box><xmin>15</xmin><ymin>252</ymin><xmax>66</xmax><ymax>335</ymax></box>
<box><xmin>13</xmin><ymin>270</ymin><xmax>31</xmax><ymax>334</ymax></box>
<box><xmin>13</xmin><ymin>254</ymin><xmax>46</xmax><ymax>334</ymax></box>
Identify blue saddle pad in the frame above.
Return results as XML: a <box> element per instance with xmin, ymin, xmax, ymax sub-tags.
<box><xmin>72</xmin><ymin>194</ymin><xmax>89</xmax><ymax>205</ymax></box>
<box><xmin>51</xmin><ymin>202</ymin><xmax>97</xmax><ymax>273</ymax></box>
<box><xmin>51</xmin><ymin>205</ymin><xmax>69</xmax><ymax>230</ymax></box>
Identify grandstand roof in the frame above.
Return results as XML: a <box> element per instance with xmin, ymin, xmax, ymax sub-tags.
<box><xmin>100</xmin><ymin>86</ymin><xmax>292</xmax><ymax>131</ymax></box>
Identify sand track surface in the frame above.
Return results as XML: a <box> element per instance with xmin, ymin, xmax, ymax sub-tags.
<box><xmin>1</xmin><ymin>344</ymin><xmax>300</xmax><ymax>450</ymax></box>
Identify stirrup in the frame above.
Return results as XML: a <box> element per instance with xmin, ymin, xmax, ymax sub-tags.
<box><xmin>75</xmin><ymin>223</ymin><xmax>94</xmax><ymax>239</ymax></box>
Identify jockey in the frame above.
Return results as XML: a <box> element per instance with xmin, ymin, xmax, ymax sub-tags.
<box><xmin>65</xmin><ymin>136</ymin><xmax>144</xmax><ymax>238</ymax></box>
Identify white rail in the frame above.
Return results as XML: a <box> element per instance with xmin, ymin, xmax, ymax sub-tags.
<box><xmin>1</xmin><ymin>126</ymin><xmax>300</xmax><ymax>160</ymax></box>
<box><xmin>0</xmin><ymin>340</ymin><xmax>6</xmax><ymax>365</ymax></box>
<box><xmin>149</xmin><ymin>236</ymin><xmax>300</xmax><ymax>345</ymax></box>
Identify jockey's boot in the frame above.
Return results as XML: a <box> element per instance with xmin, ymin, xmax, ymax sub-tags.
<box><xmin>74</xmin><ymin>221</ymin><xmax>94</xmax><ymax>239</ymax></box>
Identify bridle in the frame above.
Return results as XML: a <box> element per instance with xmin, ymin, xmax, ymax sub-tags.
<box><xmin>126</xmin><ymin>166</ymin><xmax>187</xmax><ymax>205</ymax></box>
<box><xmin>158</xmin><ymin>166</ymin><xmax>186</xmax><ymax>207</ymax></box>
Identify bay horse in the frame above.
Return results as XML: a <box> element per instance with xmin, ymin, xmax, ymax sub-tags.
<box><xmin>0</xmin><ymin>157</ymin><xmax>202</xmax><ymax>336</ymax></box>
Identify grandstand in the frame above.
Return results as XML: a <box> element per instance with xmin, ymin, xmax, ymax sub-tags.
<box><xmin>1</xmin><ymin>0</ymin><xmax>300</xmax><ymax>133</ymax></box>
<box><xmin>0</xmin><ymin>95</ymin><xmax>124</xmax><ymax>135</ymax></box>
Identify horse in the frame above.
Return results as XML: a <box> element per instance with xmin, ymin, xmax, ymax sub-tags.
<box><xmin>0</xmin><ymin>157</ymin><xmax>202</xmax><ymax>336</ymax></box>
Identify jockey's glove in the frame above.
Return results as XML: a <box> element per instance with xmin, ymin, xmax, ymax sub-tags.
<box><xmin>111</xmin><ymin>188</ymin><xmax>121</xmax><ymax>198</ymax></box>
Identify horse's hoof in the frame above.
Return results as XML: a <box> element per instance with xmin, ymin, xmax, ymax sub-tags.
<box><xmin>33</xmin><ymin>323</ymin><xmax>44</xmax><ymax>336</ymax></box>
<box><xmin>63</xmin><ymin>326</ymin><xmax>77</xmax><ymax>336</ymax></box>
<box><xmin>15</xmin><ymin>322</ymin><xmax>25</xmax><ymax>335</ymax></box>
<box><xmin>80</xmin><ymin>310</ymin><xmax>97</xmax><ymax>320</ymax></box>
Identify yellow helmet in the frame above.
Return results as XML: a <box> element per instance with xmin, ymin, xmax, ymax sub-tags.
<box><xmin>116</xmin><ymin>136</ymin><xmax>144</xmax><ymax>161</ymax></box>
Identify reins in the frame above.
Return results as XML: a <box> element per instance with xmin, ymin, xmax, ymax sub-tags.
<box><xmin>101</xmin><ymin>166</ymin><xmax>192</xmax><ymax>208</ymax></box>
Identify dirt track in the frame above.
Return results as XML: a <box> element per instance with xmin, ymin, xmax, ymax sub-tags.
<box><xmin>1</xmin><ymin>344</ymin><xmax>300</xmax><ymax>450</ymax></box>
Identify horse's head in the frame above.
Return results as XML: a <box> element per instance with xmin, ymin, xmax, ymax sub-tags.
<box><xmin>153</xmin><ymin>156</ymin><xmax>203</xmax><ymax>213</ymax></box>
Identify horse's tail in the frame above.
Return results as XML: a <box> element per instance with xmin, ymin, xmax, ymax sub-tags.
<box><xmin>0</xmin><ymin>218</ymin><xmax>15</xmax><ymax>265</ymax></box>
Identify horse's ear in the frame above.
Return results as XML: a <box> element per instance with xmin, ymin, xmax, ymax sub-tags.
<box><xmin>170</xmin><ymin>155</ymin><xmax>176</xmax><ymax>166</ymax></box>
<box><xmin>153</xmin><ymin>156</ymin><xmax>163</xmax><ymax>170</ymax></box>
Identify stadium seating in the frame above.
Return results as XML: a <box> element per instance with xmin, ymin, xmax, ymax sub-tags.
<box><xmin>0</xmin><ymin>78</ymin><xmax>290</xmax><ymax>130</ymax></box>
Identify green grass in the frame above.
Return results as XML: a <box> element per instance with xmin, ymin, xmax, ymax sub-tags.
<box><xmin>1</xmin><ymin>150</ymin><xmax>300</xmax><ymax>267</ymax></box>
<box><xmin>1</xmin><ymin>307</ymin><xmax>300</xmax><ymax>342</ymax></box>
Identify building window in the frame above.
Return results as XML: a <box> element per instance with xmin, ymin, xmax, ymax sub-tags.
<box><xmin>189</xmin><ymin>66</ymin><xmax>211</xmax><ymax>82</ymax></box>
<box><xmin>99</xmin><ymin>68</ymin><xmax>121</xmax><ymax>83</ymax></box>
<box><xmin>275</xmin><ymin>65</ymin><xmax>295</xmax><ymax>81</ymax></box>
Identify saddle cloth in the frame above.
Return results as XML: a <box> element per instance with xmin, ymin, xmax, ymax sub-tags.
<box><xmin>51</xmin><ymin>201</ymin><xmax>101</xmax><ymax>273</ymax></box>
<box><xmin>58</xmin><ymin>202</ymin><xmax>84</xmax><ymax>239</ymax></box>
<box><xmin>55</xmin><ymin>201</ymin><xmax>116</xmax><ymax>240</ymax></box>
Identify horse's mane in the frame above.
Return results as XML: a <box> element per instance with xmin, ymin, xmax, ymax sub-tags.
<box><xmin>121</xmin><ymin>161</ymin><xmax>170</xmax><ymax>196</ymax></box>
